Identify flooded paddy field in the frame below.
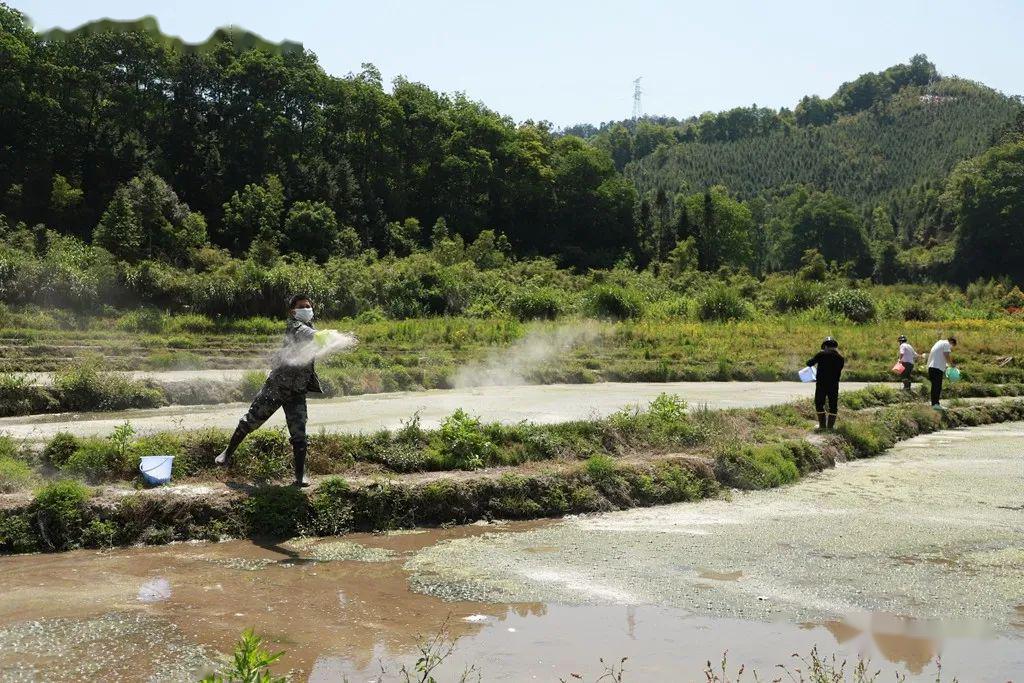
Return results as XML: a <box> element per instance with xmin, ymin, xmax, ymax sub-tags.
<box><xmin>0</xmin><ymin>380</ymin><xmax>871</xmax><ymax>442</ymax></box>
<box><xmin>1</xmin><ymin>422</ymin><xmax>1021</xmax><ymax>681</ymax></box>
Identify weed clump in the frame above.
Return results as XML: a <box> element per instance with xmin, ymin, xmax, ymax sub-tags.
<box><xmin>63</xmin><ymin>422</ymin><xmax>136</xmax><ymax>482</ymax></box>
<box><xmin>0</xmin><ymin>513</ymin><xmax>38</xmax><ymax>553</ymax></box>
<box><xmin>42</xmin><ymin>432</ymin><xmax>79</xmax><ymax>469</ymax></box>
<box><xmin>234</xmin><ymin>429</ymin><xmax>292</xmax><ymax>481</ymax></box>
<box><xmin>433</xmin><ymin>409</ymin><xmax>495</xmax><ymax>470</ymax></box>
<box><xmin>0</xmin><ymin>373</ymin><xmax>55</xmax><ymax>416</ymax></box>
<box><xmin>715</xmin><ymin>442</ymin><xmax>802</xmax><ymax>489</ymax></box>
<box><xmin>53</xmin><ymin>358</ymin><xmax>165</xmax><ymax>412</ymax></box>
<box><xmin>0</xmin><ymin>456</ymin><xmax>33</xmax><ymax>492</ymax></box>
<box><xmin>32</xmin><ymin>480</ymin><xmax>91</xmax><ymax>551</ymax></box>
<box><xmin>308</xmin><ymin>477</ymin><xmax>354</xmax><ymax>535</ymax></box>
<box><xmin>243</xmin><ymin>485</ymin><xmax>309</xmax><ymax>538</ymax></box>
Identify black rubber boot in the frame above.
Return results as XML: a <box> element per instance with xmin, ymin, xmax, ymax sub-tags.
<box><xmin>816</xmin><ymin>412</ymin><xmax>827</xmax><ymax>430</ymax></box>
<box><xmin>215</xmin><ymin>424</ymin><xmax>248</xmax><ymax>466</ymax></box>
<box><xmin>826</xmin><ymin>412</ymin><xmax>837</xmax><ymax>430</ymax></box>
<box><xmin>292</xmin><ymin>443</ymin><xmax>310</xmax><ymax>488</ymax></box>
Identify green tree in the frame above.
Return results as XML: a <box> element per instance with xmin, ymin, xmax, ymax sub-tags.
<box><xmin>767</xmin><ymin>186</ymin><xmax>872</xmax><ymax>275</ymax></box>
<box><xmin>49</xmin><ymin>174</ymin><xmax>84</xmax><ymax>230</ymax></box>
<box><xmin>221</xmin><ymin>175</ymin><xmax>285</xmax><ymax>253</ymax></box>
<box><xmin>385</xmin><ymin>217</ymin><xmax>422</xmax><ymax>256</ymax></box>
<box><xmin>93</xmin><ymin>172</ymin><xmax>206</xmax><ymax>262</ymax></box>
<box><xmin>282</xmin><ymin>200</ymin><xmax>339</xmax><ymax>262</ymax></box>
<box><xmin>679</xmin><ymin>186</ymin><xmax>754</xmax><ymax>270</ymax></box>
<box><xmin>946</xmin><ymin>135</ymin><xmax>1024</xmax><ymax>281</ymax></box>
<box><xmin>795</xmin><ymin>95</ymin><xmax>836</xmax><ymax>127</ymax></box>
<box><xmin>93</xmin><ymin>189</ymin><xmax>141</xmax><ymax>260</ymax></box>
<box><xmin>465</xmin><ymin>229</ymin><xmax>510</xmax><ymax>269</ymax></box>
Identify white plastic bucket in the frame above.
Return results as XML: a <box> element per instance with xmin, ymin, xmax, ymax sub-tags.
<box><xmin>139</xmin><ymin>455</ymin><xmax>174</xmax><ymax>486</ymax></box>
<box><xmin>798</xmin><ymin>366</ymin><xmax>817</xmax><ymax>383</ymax></box>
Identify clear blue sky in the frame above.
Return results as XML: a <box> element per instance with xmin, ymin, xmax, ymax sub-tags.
<box><xmin>14</xmin><ymin>0</ymin><xmax>1024</xmax><ymax>127</ymax></box>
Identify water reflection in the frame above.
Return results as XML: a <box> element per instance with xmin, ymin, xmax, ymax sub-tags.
<box><xmin>322</xmin><ymin>604</ymin><xmax>1022</xmax><ymax>682</ymax></box>
<box><xmin>136</xmin><ymin>577</ymin><xmax>172</xmax><ymax>603</ymax></box>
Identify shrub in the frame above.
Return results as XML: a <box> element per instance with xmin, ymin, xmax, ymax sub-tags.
<box><xmin>584</xmin><ymin>454</ymin><xmax>618</xmax><ymax>483</ymax></box>
<box><xmin>433</xmin><ymin>409</ymin><xmax>495</xmax><ymax>470</ymax></box>
<box><xmin>239</xmin><ymin>371</ymin><xmax>267</xmax><ymax>401</ymax></box>
<box><xmin>766</xmin><ymin>276</ymin><xmax>823</xmax><ymax>313</ymax></box>
<box><xmin>900</xmin><ymin>298</ymin><xmax>931</xmax><ymax>321</ymax></box>
<box><xmin>715</xmin><ymin>443</ymin><xmax>800</xmax><ymax>489</ymax></box>
<box><xmin>0</xmin><ymin>456</ymin><xmax>33</xmax><ymax>492</ymax></box>
<box><xmin>508</xmin><ymin>287</ymin><xmax>564</xmax><ymax>321</ymax></box>
<box><xmin>1002</xmin><ymin>286</ymin><xmax>1024</xmax><ymax>310</ymax></box>
<box><xmin>0</xmin><ymin>373</ymin><xmax>55</xmax><ymax>416</ymax></box>
<box><xmin>166</xmin><ymin>313</ymin><xmax>216</xmax><ymax>334</ymax></box>
<box><xmin>308</xmin><ymin>477</ymin><xmax>354</xmax><ymax>535</ymax></box>
<box><xmin>116</xmin><ymin>308</ymin><xmax>166</xmax><ymax>334</ymax></box>
<box><xmin>243</xmin><ymin>485</ymin><xmax>309</xmax><ymax>538</ymax></box>
<box><xmin>82</xmin><ymin>519</ymin><xmax>117</xmax><ymax>548</ymax></box>
<box><xmin>227</xmin><ymin>316</ymin><xmax>281</xmax><ymax>336</ymax></box>
<box><xmin>234</xmin><ymin>429</ymin><xmax>292</xmax><ymax>481</ymax></box>
<box><xmin>823</xmin><ymin>288</ymin><xmax>876</xmax><ymax>323</ymax></box>
<box><xmin>0</xmin><ymin>513</ymin><xmax>38</xmax><ymax>553</ymax></box>
<box><xmin>586</xmin><ymin>284</ymin><xmax>644</xmax><ymax>320</ymax></box>
<box><xmin>354</xmin><ymin>308</ymin><xmax>386</xmax><ymax>324</ymax></box>
<box><xmin>32</xmin><ymin>480</ymin><xmax>91</xmax><ymax>551</ymax></box>
<box><xmin>696</xmin><ymin>283</ymin><xmax>749</xmax><ymax>321</ymax></box>
<box><xmin>63</xmin><ymin>437</ymin><xmax>126</xmax><ymax>482</ymax></box>
<box><xmin>648</xmin><ymin>392</ymin><xmax>687</xmax><ymax>423</ymax></box>
<box><xmin>643</xmin><ymin>393</ymin><xmax>701</xmax><ymax>443</ymax></box>
<box><xmin>43</xmin><ymin>432</ymin><xmax>80</xmax><ymax>469</ymax></box>
<box><xmin>53</xmin><ymin>358</ymin><xmax>165</xmax><ymax>411</ymax></box>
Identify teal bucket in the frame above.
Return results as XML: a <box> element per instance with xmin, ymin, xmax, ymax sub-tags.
<box><xmin>139</xmin><ymin>455</ymin><xmax>174</xmax><ymax>486</ymax></box>
<box><xmin>945</xmin><ymin>366</ymin><xmax>961</xmax><ymax>383</ymax></box>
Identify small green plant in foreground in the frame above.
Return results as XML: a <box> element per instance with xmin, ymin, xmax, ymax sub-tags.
<box><xmin>200</xmin><ymin>628</ymin><xmax>286</xmax><ymax>683</ymax></box>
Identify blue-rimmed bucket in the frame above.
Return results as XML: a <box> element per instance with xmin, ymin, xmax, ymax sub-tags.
<box><xmin>139</xmin><ymin>455</ymin><xmax>174</xmax><ymax>486</ymax></box>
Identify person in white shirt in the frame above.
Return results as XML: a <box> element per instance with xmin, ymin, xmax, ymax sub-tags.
<box><xmin>926</xmin><ymin>336</ymin><xmax>957</xmax><ymax>409</ymax></box>
<box><xmin>896</xmin><ymin>335</ymin><xmax>921</xmax><ymax>391</ymax></box>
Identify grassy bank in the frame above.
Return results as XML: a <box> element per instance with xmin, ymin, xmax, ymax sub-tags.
<box><xmin>3</xmin><ymin>387</ymin><xmax>1023</xmax><ymax>554</ymax></box>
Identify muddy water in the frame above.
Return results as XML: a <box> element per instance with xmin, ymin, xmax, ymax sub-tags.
<box><xmin>0</xmin><ymin>380</ymin><xmax>871</xmax><ymax>442</ymax></box>
<box><xmin>2</xmin><ymin>423</ymin><xmax>1023</xmax><ymax>682</ymax></box>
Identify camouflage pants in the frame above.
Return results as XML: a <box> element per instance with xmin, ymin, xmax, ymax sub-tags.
<box><xmin>236</xmin><ymin>383</ymin><xmax>308</xmax><ymax>448</ymax></box>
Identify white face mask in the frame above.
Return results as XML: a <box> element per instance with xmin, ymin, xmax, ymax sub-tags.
<box><xmin>293</xmin><ymin>307</ymin><xmax>314</xmax><ymax>323</ymax></box>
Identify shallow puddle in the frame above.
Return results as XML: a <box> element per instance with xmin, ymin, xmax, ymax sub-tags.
<box><xmin>1</xmin><ymin>423</ymin><xmax>1023</xmax><ymax>681</ymax></box>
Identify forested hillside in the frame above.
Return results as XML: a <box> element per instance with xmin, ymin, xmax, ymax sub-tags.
<box><xmin>627</xmin><ymin>79</ymin><xmax>1018</xmax><ymax>242</ymax></box>
<box><xmin>1</xmin><ymin>3</ymin><xmax>1022</xmax><ymax>320</ymax></box>
<box><xmin>0</xmin><ymin>7</ymin><xmax>633</xmax><ymax>268</ymax></box>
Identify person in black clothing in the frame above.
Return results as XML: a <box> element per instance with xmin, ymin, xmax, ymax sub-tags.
<box><xmin>807</xmin><ymin>336</ymin><xmax>845</xmax><ymax>431</ymax></box>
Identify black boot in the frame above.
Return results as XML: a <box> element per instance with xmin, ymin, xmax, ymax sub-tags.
<box><xmin>816</xmin><ymin>412</ymin><xmax>827</xmax><ymax>431</ymax></box>
<box><xmin>826</xmin><ymin>412</ymin><xmax>837</xmax><ymax>430</ymax></box>
<box><xmin>215</xmin><ymin>424</ymin><xmax>248</xmax><ymax>466</ymax></box>
<box><xmin>292</xmin><ymin>442</ymin><xmax>310</xmax><ymax>488</ymax></box>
